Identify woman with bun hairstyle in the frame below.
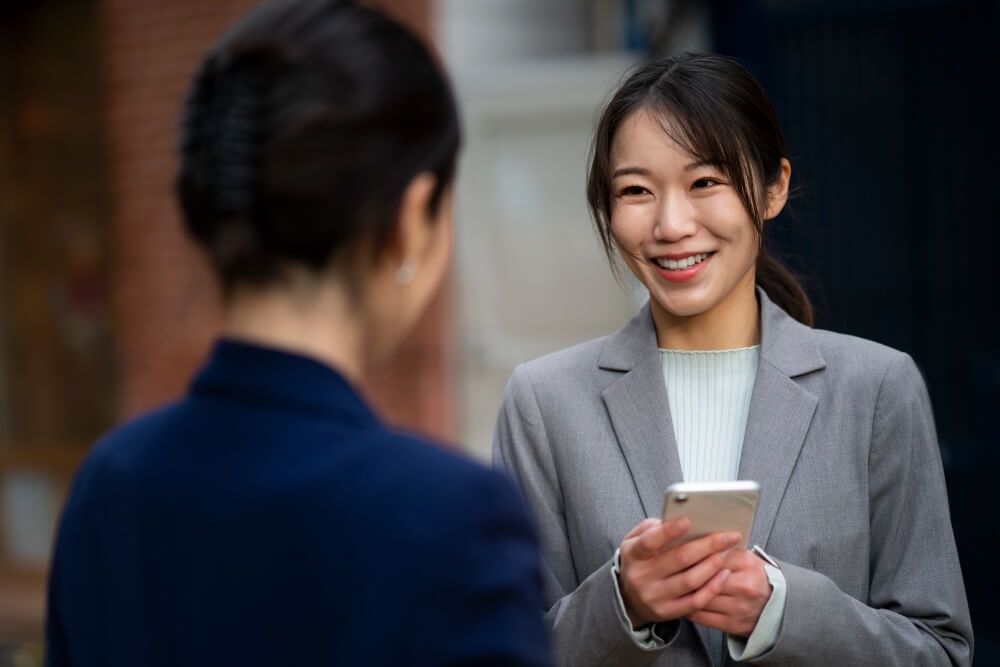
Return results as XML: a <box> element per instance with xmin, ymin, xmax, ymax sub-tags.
<box><xmin>494</xmin><ymin>52</ymin><xmax>971</xmax><ymax>666</ymax></box>
<box><xmin>46</xmin><ymin>2</ymin><xmax>552</xmax><ymax>665</ymax></box>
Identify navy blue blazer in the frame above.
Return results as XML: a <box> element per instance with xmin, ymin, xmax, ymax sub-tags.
<box><xmin>46</xmin><ymin>339</ymin><xmax>552</xmax><ymax>666</ymax></box>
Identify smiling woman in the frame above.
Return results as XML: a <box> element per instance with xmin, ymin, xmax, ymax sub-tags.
<box><xmin>606</xmin><ymin>108</ymin><xmax>789</xmax><ymax>349</ymax></box>
<box><xmin>588</xmin><ymin>53</ymin><xmax>809</xmax><ymax>336</ymax></box>
<box><xmin>493</xmin><ymin>51</ymin><xmax>973</xmax><ymax>666</ymax></box>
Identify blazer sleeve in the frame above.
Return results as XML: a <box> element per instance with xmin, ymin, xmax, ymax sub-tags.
<box><xmin>493</xmin><ymin>364</ymin><xmax>671</xmax><ymax>667</ymax></box>
<box><xmin>426</xmin><ymin>463</ymin><xmax>556</xmax><ymax>667</ymax></box>
<box><xmin>752</xmin><ymin>353</ymin><xmax>973</xmax><ymax>666</ymax></box>
<box><xmin>45</xmin><ymin>447</ymin><xmax>141</xmax><ymax>667</ymax></box>
<box><xmin>45</xmin><ymin>452</ymin><xmax>103</xmax><ymax>667</ymax></box>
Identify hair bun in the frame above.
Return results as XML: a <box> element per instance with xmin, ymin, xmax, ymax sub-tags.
<box><xmin>211</xmin><ymin>64</ymin><xmax>263</xmax><ymax>216</ymax></box>
<box><xmin>180</xmin><ymin>49</ymin><xmax>279</xmax><ymax>231</ymax></box>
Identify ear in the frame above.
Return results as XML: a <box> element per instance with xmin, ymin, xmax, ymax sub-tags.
<box><xmin>390</xmin><ymin>171</ymin><xmax>439</xmax><ymax>275</ymax></box>
<box><xmin>763</xmin><ymin>158</ymin><xmax>791</xmax><ymax>220</ymax></box>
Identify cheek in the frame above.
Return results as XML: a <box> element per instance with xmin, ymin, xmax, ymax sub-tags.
<box><xmin>609</xmin><ymin>208</ymin><xmax>644</xmax><ymax>248</ymax></box>
<box><xmin>708</xmin><ymin>200</ymin><xmax>758</xmax><ymax>246</ymax></box>
<box><xmin>735</xmin><ymin>219</ymin><xmax>761</xmax><ymax>258</ymax></box>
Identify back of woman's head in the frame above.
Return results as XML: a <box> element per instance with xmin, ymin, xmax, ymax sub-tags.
<box><xmin>587</xmin><ymin>52</ymin><xmax>812</xmax><ymax>326</ymax></box>
<box><xmin>177</xmin><ymin>0</ymin><xmax>460</xmax><ymax>294</ymax></box>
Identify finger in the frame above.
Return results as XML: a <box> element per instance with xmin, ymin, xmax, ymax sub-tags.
<box><xmin>632</xmin><ymin>516</ymin><xmax>691</xmax><ymax>559</ymax></box>
<box><xmin>687</xmin><ymin>562</ymin><xmax>771</xmax><ymax>636</ymax></box>
<box><xmin>626</xmin><ymin>546</ymin><xmax>732</xmax><ymax>621</ymax></box>
<box><xmin>718</xmin><ymin>549</ymin><xmax>760</xmax><ymax>572</ymax></box>
<box><xmin>667</xmin><ymin>531</ymin><xmax>741</xmax><ymax>572</ymax></box>
<box><xmin>661</xmin><ymin>515</ymin><xmax>693</xmax><ymax>541</ymax></box>
<box><xmin>688</xmin><ymin>601</ymin><xmax>757</xmax><ymax>637</ymax></box>
<box><xmin>665</xmin><ymin>548</ymin><xmax>734</xmax><ymax>597</ymax></box>
<box><xmin>646</xmin><ymin>568</ymin><xmax>731</xmax><ymax>620</ymax></box>
<box><xmin>687</xmin><ymin>608</ymin><xmax>741</xmax><ymax>634</ymax></box>
<box><xmin>690</xmin><ymin>591</ymin><xmax>739</xmax><ymax>615</ymax></box>
<box><xmin>711</xmin><ymin>553</ymin><xmax>772</xmax><ymax>599</ymax></box>
<box><xmin>690</xmin><ymin>568</ymin><xmax>731</xmax><ymax>608</ymax></box>
<box><xmin>624</xmin><ymin>517</ymin><xmax>661</xmax><ymax>540</ymax></box>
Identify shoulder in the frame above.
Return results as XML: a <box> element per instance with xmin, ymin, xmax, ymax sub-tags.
<box><xmin>810</xmin><ymin>327</ymin><xmax>917</xmax><ymax>380</ymax></box>
<box><xmin>366</xmin><ymin>432</ymin><xmax>542</xmax><ymax>581</ymax></box>
<box><xmin>383</xmin><ymin>428</ymin><xmax>504</xmax><ymax>483</ymax></box>
<box><xmin>505</xmin><ymin>302</ymin><xmax>656</xmax><ymax>393</ymax></box>
<box><xmin>812</xmin><ymin>329</ymin><xmax>929</xmax><ymax>416</ymax></box>
<box><xmin>53</xmin><ymin>404</ymin><xmax>187</xmax><ymax>558</ymax></box>
<box><xmin>374</xmin><ymin>440</ymin><xmax>549</xmax><ymax>663</ymax></box>
<box><xmin>759</xmin><ymin>292</ymin><xmax>934</xmax><ymax>428</ymax></box>
<box><xmin>68</xmin><ymin>402</ymin><xmax>182</xmax><ymax>497</ymax></box>
<box><xmin>760</xmin><ymin>289</ymin><xmax>921</xmax><ymax>387</ymax></box>
<box><xmin>366</xmin><ymin>428</ymin><xmax>534</xmax><ymax>524</ymax></box>
<box><xmin>804</xmin><ymin>330</ymin><xmax>933</xmax><ymax>422</ymax></box>
<box><xmin>498</xmin><ymin>335</ymin><xmax>623</xmax><ymax>427</ymax></box>
<box><xmin>513</xmin><ymin>335</ymin><xmax>610</xmax><ymax>386</ymax></box>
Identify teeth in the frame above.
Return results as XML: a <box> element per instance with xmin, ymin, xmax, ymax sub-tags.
<box><xmin>656</xmin><ymin>253</ymin><xmax>709</xmax><ymax>270</ymax></box>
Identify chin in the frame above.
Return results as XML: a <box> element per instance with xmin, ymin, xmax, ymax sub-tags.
<box><xmin>652</xmin><ymin>289</ymin><xmax>718</xmax><ymax>319</ymax></box>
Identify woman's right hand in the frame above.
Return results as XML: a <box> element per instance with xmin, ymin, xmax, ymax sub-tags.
<box><xmin>617</xmin><ymin>517</ymin><xmax>742</xmax><ymax>628</ymax></box>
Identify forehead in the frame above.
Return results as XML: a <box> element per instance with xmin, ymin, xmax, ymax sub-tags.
<box><xmin>610</xmin><ymin>108</ymin><xmax>698</xmax><ymax>168</ymax></box>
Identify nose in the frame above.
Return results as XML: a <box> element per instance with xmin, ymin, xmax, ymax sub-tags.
<box><xmin>653</xmin><ymin>193</ymin><xmax>697</xmax><ymax>242</ymax></box>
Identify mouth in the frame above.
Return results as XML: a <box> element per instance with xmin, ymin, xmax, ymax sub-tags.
<box><xmin>653</xmin><ymin>252</ymin><xmax>712</xmax><ymax>271</ymax></box>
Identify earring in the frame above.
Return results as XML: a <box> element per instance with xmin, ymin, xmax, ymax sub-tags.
<box><xmin>395</xmin><ymin>262</ymin><xmax>416</xmax><ymax>286</ymax></box>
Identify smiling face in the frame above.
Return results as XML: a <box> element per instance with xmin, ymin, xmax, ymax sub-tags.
<box><xmin>610</xmin><ymin>108</ymin><xmax>788</xmax><ymax>349</ymax></box>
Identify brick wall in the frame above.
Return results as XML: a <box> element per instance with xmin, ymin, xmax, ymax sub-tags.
<box><xmin>99</xmin><ymin>0</ymin><xmax>456</xmax><ymax>443</ymax></box>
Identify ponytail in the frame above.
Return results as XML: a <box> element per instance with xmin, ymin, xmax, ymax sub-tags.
<box><xmin>756</xmin><ymin>250</ymin><xmax>813</xmax><ymax>327</ymax></box>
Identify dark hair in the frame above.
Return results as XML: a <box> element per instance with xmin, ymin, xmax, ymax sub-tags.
<box><xmin>586</xmin><ymin>51</ymin><xmax>813</xmax><ymax>326</ymax></box>
<box><xmin>177</xmin><ymin>0</ymin><xmax>460</xmax><ymax>295</ymax></box>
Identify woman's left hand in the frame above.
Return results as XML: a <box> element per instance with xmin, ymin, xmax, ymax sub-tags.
<box><xmin>685</xmin><ymin>549</ymin><xmax>772</xmax><ymax>637</ymax></box>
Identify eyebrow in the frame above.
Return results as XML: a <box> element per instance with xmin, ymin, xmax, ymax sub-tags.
<box><xmin>612</xmin><ymin>166</ymin><xmax>649</xmax><ymax>179</ymax></box>
<box><xmin>612</xmin><ymin>161</ymin><xmax>721</xmax><ymax>179</ymax></box>
<box><xmin>684</xmin><ymin>160</ymin><xmax>719</xmax><ymax>172</ymax></box>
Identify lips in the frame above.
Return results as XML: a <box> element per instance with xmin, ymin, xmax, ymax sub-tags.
<box><xmin>654</xmin><ymin>252</ymin><xmax>711</xmax><ymax>270</ymax></box>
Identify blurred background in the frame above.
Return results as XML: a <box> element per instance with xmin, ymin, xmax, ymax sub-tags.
<box><xmin>0</xmin><ymin>0</ymin><xmax>995</xmax><ymax>664</ymax></box>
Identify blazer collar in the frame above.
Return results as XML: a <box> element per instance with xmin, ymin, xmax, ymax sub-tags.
<box><xmin>189</xmin><ymin>338</ymin><xmax>380</xmax><ymax>428</ymax></box>
<box><xmin>598</xmin><ymin>288</ymin><xmax>825</xmax><ymax>376</ymax></box>
<box><xmin>597</xmin><ymin>301</ymin><xmax>658</xmax><ymax>373</ymax></box>
<box><xmin>756</xmin><ymin>287</ymin><xmax>826</xmax><ymax>378</ymax></box>
<box><xmin>597</xmin><ymin>288</ymin><xmax>826</xmax><ymax>547</ymax></box>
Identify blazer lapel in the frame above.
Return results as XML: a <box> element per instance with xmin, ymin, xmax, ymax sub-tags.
<box><xmin>739</xmin><ymin>290</ymin><xmax>825</xmax><ymax>548</ymax></box>
<box><xmin>597</xmin><ymin>295</ymin><xmax>822</xmax><ymax>665</ymax></box>
<box><xmin>599</xmin><ymin>304</ymin><xmax>685</xmax><ymax>519</ymax></box>
<box><xmin>603</xmin><ymin>350</ymin><xmax>719</xmax><ymax>662</ymax></box>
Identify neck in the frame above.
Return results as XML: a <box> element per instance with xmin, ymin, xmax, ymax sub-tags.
<box><xmin>654</xmin><ymin>281</ymin><xmax>761</xmax><ymax>351</ymax></box>
<box><xmin>223</xmin><ymin>280</ymin><xmax>366</xmax><ymax>383</ymax></box>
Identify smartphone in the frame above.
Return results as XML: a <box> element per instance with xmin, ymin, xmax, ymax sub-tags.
<box><xmin>661</xmin><ymin>480</ymin><xmax>760</xmax><ymax>551</ymax></box>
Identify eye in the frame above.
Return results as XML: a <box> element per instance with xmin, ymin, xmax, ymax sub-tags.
<box><xmin>616</xmin><ymin>184</ymin><xmax>650</xmax><ymax>198</ymax></box>
<box><xmin>692</xmin><ymin>177</ymin><xmax>722</xmax><ymax>189</ymax></box>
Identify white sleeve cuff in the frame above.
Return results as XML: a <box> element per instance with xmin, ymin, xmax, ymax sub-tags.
<box><xmin>727</xmin><ymin>547</ymin><xmax>786</xmax><ymax>660</ymax></box>
<box><xmin>611</xmin><ymin>547</ymin><xmax>670</xmax><ymax>650</ymax></box>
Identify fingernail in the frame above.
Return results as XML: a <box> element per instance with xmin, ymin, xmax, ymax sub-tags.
<box><xmin>669</xmin><ymin>516</ymin><xmax>691</xmax><ymax>534</ymax></box>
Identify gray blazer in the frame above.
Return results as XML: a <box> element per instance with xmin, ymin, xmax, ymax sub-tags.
<box><xmin>494</xmin><ymin>289</ymin><xmax>972</xmax><ymax>666</ymax></box>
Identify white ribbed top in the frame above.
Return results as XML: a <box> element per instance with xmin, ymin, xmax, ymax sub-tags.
<box><xmin>659</xmin><ymin>346</ymin><xmax>759</xmax><ymax>482</ymax></box>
